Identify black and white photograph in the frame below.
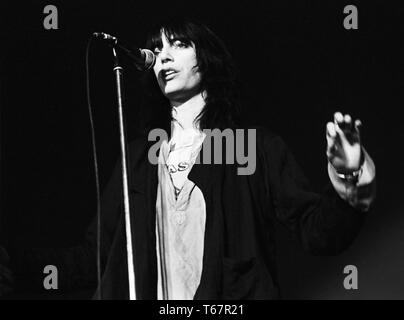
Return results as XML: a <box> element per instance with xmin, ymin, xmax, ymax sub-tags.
<box><xmin>0</xmin><ymin>0</ymin><xmax>403</xmax><ymax>305</ymax></box>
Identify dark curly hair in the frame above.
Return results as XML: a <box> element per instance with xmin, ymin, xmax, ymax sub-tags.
<box><xmin>139</xmin><ymin>18</ymin><xmax>242</xmax><ymax>133</ymax></box>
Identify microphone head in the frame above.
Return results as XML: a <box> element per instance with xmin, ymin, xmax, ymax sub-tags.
<box><xmin>140</xmin><ymin>49</ymin><xmax>156</xmax><ymax>70</ymax></box>
<box><xmin>93</xmin><ymin>32</ymin><xmax>117</xmax><ymax>43</ymax></box>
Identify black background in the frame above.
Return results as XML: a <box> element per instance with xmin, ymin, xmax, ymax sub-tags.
<box><xmin>1</xmin><ymin>0</ymin><xmax>403</xmax><ymax>299</ymax></box>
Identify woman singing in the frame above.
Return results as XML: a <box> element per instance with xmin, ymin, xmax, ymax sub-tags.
<box><xmin>0</xmin><ymin>18</ymin><xmax>376</xmax><ymax>300</ymax></box>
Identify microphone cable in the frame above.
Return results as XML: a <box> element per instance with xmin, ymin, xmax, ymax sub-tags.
<box><xmin>85</xmin><ymin>37</ymin><xmax>102</xmax><ymax>300</ymax></box>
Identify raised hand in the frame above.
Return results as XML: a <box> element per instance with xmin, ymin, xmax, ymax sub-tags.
<box><xmin>326</xmin><ymin>112</ymin><xmax>362</xmax><ymax>174</ymax></box>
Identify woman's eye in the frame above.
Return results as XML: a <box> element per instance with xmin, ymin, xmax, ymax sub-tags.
<box><xmin>173</xmin><ymin>40</ymin><xmax>187</xmax><ymax>48</ymax></box>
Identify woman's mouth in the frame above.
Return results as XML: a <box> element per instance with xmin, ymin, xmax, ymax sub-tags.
<box><xmin>162</xmin><ymin>69</ymin><xmax>178</xmax><ymax>81</ymax></box>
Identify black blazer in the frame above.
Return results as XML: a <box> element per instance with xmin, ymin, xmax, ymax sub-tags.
<box><xmin>93</xmin><ymin>127</ymin><xmax>368</xmax><ymax>299</ymax></box>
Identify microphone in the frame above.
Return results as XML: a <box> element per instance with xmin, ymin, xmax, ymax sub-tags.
<box><xmin>93</xmin><ymin>32</ymin><xmax>155</xmax><ymax>71</ymax></box>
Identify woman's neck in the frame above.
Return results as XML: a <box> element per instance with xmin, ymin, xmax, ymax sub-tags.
<box><xmin>170</xmin><ymin>92</ymin><xmax>206</xmax><ymax>130</ymax></box>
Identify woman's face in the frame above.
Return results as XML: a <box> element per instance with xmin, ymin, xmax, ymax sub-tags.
<box><xmin>152</xmin><ymin>32</ymin><xmax>202</xmax><ymax>105</ymax></box>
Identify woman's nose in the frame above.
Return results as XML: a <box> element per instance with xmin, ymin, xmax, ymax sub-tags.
<box><xmin>159</xmin><ymin>46</ymin><xmax>173</xmax><ymax>63</ymax></box>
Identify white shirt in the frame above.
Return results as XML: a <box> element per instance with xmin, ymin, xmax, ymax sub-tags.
<box><xmin>155</xmin><ymin>101</ymin><xmax>207</xmax><ymax>300</ymax></box>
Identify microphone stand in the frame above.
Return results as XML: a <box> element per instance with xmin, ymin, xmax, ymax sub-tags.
<box><xmin>112</xmin><ymin>47</ymin><xmax>137</xmax><ymax>300</ymax></box>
